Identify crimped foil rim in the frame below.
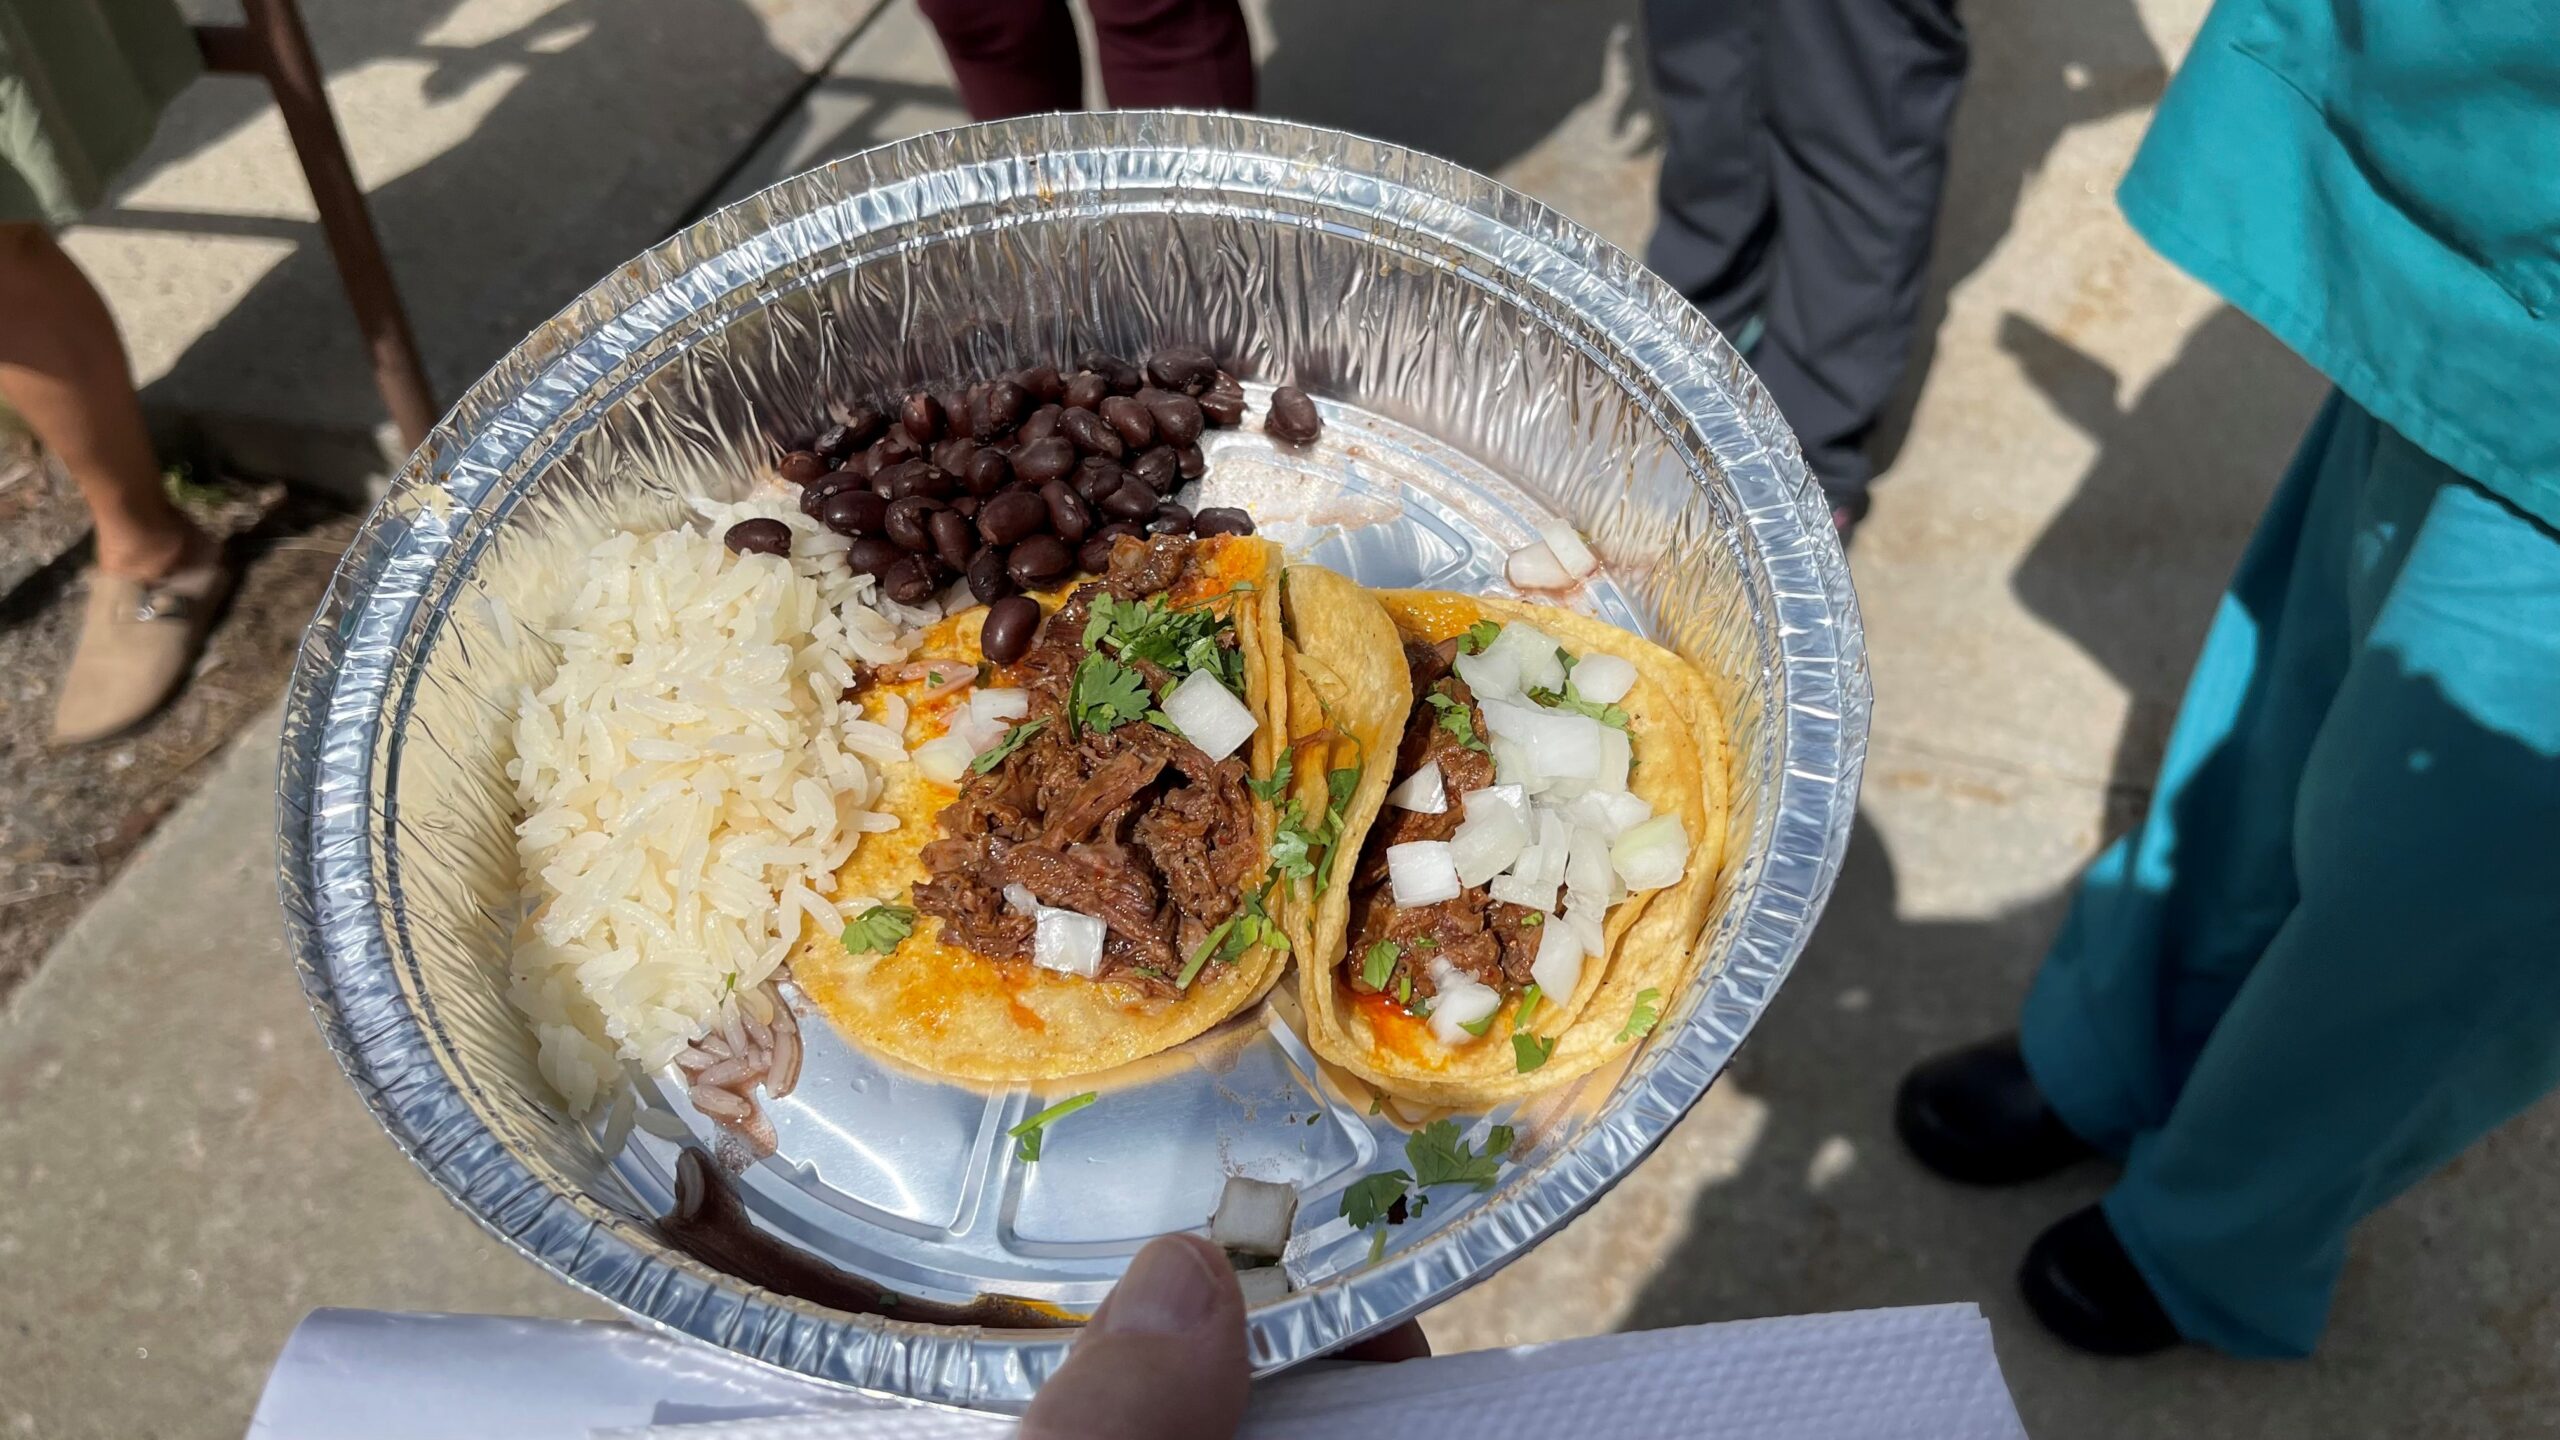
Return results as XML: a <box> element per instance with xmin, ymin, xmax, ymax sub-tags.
<box><xmin>275</xmin><ymin>111</ymin><xmax>1868</xmax><ymax>1408</ymax></box>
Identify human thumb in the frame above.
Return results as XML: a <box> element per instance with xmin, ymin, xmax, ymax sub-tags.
<box><xmin>1019</xmin><ymin>1233</ymin><xmax>1249</xmax><ymax>1440</ymax></box>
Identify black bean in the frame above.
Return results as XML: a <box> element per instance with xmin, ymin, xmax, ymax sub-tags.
<box><xmin>978</xmin><ymin>488</ymin><xmax>1049</xmax><ymax>546</ymax></box>
<box><xmin>778</xmin><ymin>449</ymin><xmax>830</xmax><ymax>485</ymax></box>
<box><xmin>1131</xmin><ymin>446</ymin><xmax>1179</xmax><ymax>494</ymax></box>
<box><xmin>1103</xmin><ymin>477</ymin><xmax>1161</xmax><ymax>521</ymax></box>
<box><xmin>883</xmin><ymin>553</ymin><xmax>941</xmax><ymax>605</ymax></box>
<box><xmin>951</xmin><ymin>494</ymin><xmax>980</xmax><ymax>519</ymax></box>
<box><xmin>1015</xmin><ymin>364</ymin><xmax>1065</xmax><ymax>404</ymax></box>
<box><xmin>885</xmin><ymin>496</ymin><xmax>944</xmax><ymax>551</ymax></box>
<box><xmin>974</xmin><ymin>379</ymin><xmax>1029</xmax><ymax>439</ymax></box>
<box><xmin>1149</xmin><ymin>503</ymin><xmax>1194</xmax><ymax>536</ymax></box>
<box><xmin>1077</xmin><ymin>350</ymin><xmax>1144</xmax><ymax>393</ymax></box>
<box><xmin>1176</xmin><ymin>442</ymin><xmax>1207</xmax><ymax>480</ymax></box>
<box><xmin>935</xmin><ymin>390</ymin><xmax>971</xmax><ymax>437</ymax></box>
<box><xmin>847</xmin><ymin>446</ymin><xmax>884</xmax><ymax>481</ymax></box>
<box><xmin>724</xmin><ymin>518</ymin><xmax>793</xmax><ymax>556</ymax></box>
<box><xmin>1200</xmin><ymin>371</ymin><xmax>1247</xmax><ymax>427</ymax></box>
<box><xmin>1012</xmin><ymin>435</ymin><xmax>1076</xmax><ymax>486</ymax></box>
<box><xmin>874</xmin><ymin>459</ymin><xmax>945</xmax><ymax>501</ymax></box>
<box><xmin>799</xmin><ymin>471</ymin><xmax>858</xmax><ymax>517</ymax></box>
<box><xmin>933</xmin><ymin>436</ymin><xmax>978</xmax><ymax>475</ymax></box>
<box><xmin>980</xmin><ymin>594</ymin><xmax>1041</xmax><ymax>664</ymax></box>
<box><xmin>929</xmin><ymin>508</ymin><xmax>977</xmax><ymax>570</ymax></box>
<box><xmin>1099</xmin><ymin>394</ymin><xmax>1157</xmax><ymax>449</ymax></box>
<box><xmin>966</xmin><ymin>546</ymin><xmax>1017</xmax><ymax>604</ymax></box>
<box><xmin>1075</xmin><ymin>456</ymin><xmax>1128</xmax><ymax>503</ymax></box>
<box><xmin>1016</xmin><ymin>404</ymin><xmax>1062</xmax><ymax>445</ymax></box>
<box><xmin>899</xmin><ymin>392</ymin><xmax>943</xmax><ymax>443</ymax></box>
<box><xmin>1039</xmin><ymin>480</ymin><xmax>1091</xmax><ymax>543</ymax></box>
<box><xmin>1063</xmin><ymin>370</ymin><xmax>1109</xmax><ymax>412</ymax></box>
<box><xmin>1077</xmin><ymin>532</ymin><xmax>1118</xmax><ymax>574</ymax></box>
<box><xmin>838</xmin><ymin>405</ymin><xmax>891</xmax><ymax>452</ymax></box>
<box><xmin>1193</xmin><ymin>506</ymin><xmax>1255</xmax><ymax>537</ymax></box>
<box><xmin>813</xmin><ymin>425</ymin><xmax>857</xmax><ymax>461</ymax></box>
<box><xmin>820</xmin><ymin>489</ymin><xmax>888</xmax><ymax>536</ymax></box>
<box><xmin>1008</xmin><ymin>534</ymin><xmax>1074</xmax><ymax>587</ymax></box>
<box><xmin>1142</xmin><ymin>388</ymin><xmax>1206</xmax><ymax>446</ymax></box>
<box><xmin>964</xmin><ymin>447</ymin><xmax>1013</xmax><ymax>497</ymax></box>
<box><xmin>1266</xmin><ymin>386</ymin><xmax>1322</xmax><ymax>445</ymax></box>
<box><xmin>848</xmin><ymin>536</ymin><xmax>904</xmax><ymax>577</ymax></box>
<box><xmin>1059</xmin><ymin>406</ymin><xmax>1125</xmax><ymax>459</ymax></box>
<box><xmin>1147</xmin><ymin>344</ymin><xmax>1217</xmax><ymax>394</ymax></box>
<box><xmin>875</xmin><ymin>425</ymin><xmax>920</xmax><ymax>462</ymax></box>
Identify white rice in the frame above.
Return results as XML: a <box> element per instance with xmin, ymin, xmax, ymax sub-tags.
<box><xmin>504</xmin><ymin>491</ymin><xmax>916</xmax><ymax>1114</ymax></box>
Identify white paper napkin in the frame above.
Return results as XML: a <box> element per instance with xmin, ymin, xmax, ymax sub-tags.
<box><xmin>249</xmin><ymin>1304</ymin><xmax>2027</xmax><ymax>1440</ymax></box>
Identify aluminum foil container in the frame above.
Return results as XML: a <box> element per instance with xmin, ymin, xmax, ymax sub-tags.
<box><xmin>276</xmin><ymin>112</ymin><xmax>1869</xmax><ymax>1410</ymax></box>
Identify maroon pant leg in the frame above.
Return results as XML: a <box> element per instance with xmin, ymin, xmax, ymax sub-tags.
<box><xmin>916</xmin><ymin>0</ymin><xmax>1086</xmax><ymax>120</ymax></box>
<box><xmin>1083</xmin><ymin>0</ymin><xmax>1256</xmax><ymax>110</ymax></box>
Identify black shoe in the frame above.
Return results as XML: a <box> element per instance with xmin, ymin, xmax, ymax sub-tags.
<box><xmin>2020</xmin><ymin>1206</ymin><xmax>2181</xmax><ymax>1356</ymax></box>
<box><xmin>1894</xmin><ymin>1034</ymin><xmax>2097</xmax><ymax>1185</ymax></box>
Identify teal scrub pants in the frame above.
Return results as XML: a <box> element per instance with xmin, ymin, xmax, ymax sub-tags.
<box><xmin>2019</xmin><ymin>392</ymin><xmax>2560</xmax><ymax>1357</ymax></box>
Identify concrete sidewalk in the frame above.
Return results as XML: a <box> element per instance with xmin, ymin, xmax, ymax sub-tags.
<box><xmin>9</xmin><ymin>1</ymin><xmax>2558</xmax><ymax>1437</ymax></box>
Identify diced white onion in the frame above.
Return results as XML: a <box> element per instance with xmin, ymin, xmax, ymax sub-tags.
<box><xmin>1483</xmin><ymin>623</ymin><xmax>1566</xmax><ymax>694</ymax></box>
<box><xmin>1003</xmin><ymin>884</ymin><xmax>1038</xmax><ymax>915</ymax></box>
<box><xmin>1506</xmin><ymin>541</ymin><xmax>1574</xmax><ymax>592</ymax></box>
<box><xmin>1489</xmin><ymin>867</ymin><xmax>1558</xmax><ymax>912</ymax></box>
<box><xmin>1565</xmin><ymin>820</ymin><xmax>1620</xmax><ymax>912</ymax></box>
<box><xmin>1386</xmin><ymin>840</ymin><xmax>1462</xmax><ymax>908</ymax></box>
<box><xmin>1491</xmin><ymin>736</ymin><xmax>1548</xmax><ymax>795</ymax></box>
<box><xmin>1425</xmin><ymin>959</ymin><xmax>1501</xmax><ymax>1046</ymax></box>
<box><xmin>1453</xmin><ymin>649</ymin><xmax>1520</xmax><ymax>701</ymax></box>
<box><xmin>1571</xmin><ymin>652</ymin><xmax>1637</xmax><ymax>705</ymax></box>
<box><xmin>1596</xmin><ymin>723</ymin><xmax>1632</xmax><ymax>795</ymax></box>
<box><xmin>912</xmin><ymin>733</ymin><xmax>975</xmax><ymax>784</ymax></box>
<box><xmin>1161</xmin><ymin>668</ymin><xmax>1258</xmax><ymax>761</ymax></box>
<box><xmin>1567</xmin><ymin>789</ymin><xmax>1653</xmax><ymax>839</ymax></box>
<box><xmin>971</xmin><ymin>687</ymin><xmax>1031</xmax><ymax>728</ymax></box>
<box><xmin>1032</xmin><ymin>906</ymin><xmax>1106</xmax><ymax>977</ymax></box>
<box><xmin>1611</xmin><ymin>813</ymin><xmax>1692</xmax><ymax>892</ymax></box>
<box><xmin>1530</xmin><ymin>912</ymin><xmax>1585</xmax><ymax>998</ymax></box>
<box><xmin>1480</xmin><ymin>698</ymin><xmax>1605</xmax><ymax>785</ymax></box>
<box><xmin>1236</xmin><ymin>1264</ymin><xmax>1294</xmax><ymax>1308</ymax></box>
<box><xmin>1449</xmin><ymin>784</ymin><xmax>1531</xmax><ymax>885</ymax></box>
<box><xmin>1539</xmin><ymin>522</ymin><xmax>1601</xmax><ymax>580</ymax></box>
<box><xmin>1385</xmin><ymin>760</ymin><xmax>1447</xmax><ymax>814</ymax></box>
<box><xmin>1209</xmin><ymin>1175</ymin><xmax>1299</xmax><ymax>1259</ymax></box>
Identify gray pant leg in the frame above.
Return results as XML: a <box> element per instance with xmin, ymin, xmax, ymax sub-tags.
<box><xmin>1645</xmin><ymin>0</ymin><xmax>1966</xmax><ymax>500</ymax></box>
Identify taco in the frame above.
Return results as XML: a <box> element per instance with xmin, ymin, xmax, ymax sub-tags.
<box><xmin>794</xmin><ymin>536</ymin><xmax>1404</xmax><ymax>1082</ymax></box>
<box><xmin>1298</xmin><ymin>591</ymin><xmax>1730</xmax><ymax>1106</ymax></box>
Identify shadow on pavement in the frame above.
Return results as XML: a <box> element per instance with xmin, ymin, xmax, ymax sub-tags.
<box><xmin>95</xmin><ymin>0</ymin><xmax>807</xmax><ymax>447</ymax></box>
<box><xmin>1258</xmin><ymin>0</ymin><xmax>1643</xmax><ymax>175</ymax></box>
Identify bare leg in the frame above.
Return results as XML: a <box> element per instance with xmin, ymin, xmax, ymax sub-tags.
<box><xmin>0</xmin><ymin>223</ymin><xmax>206</xmax><ymax>579</ymax></box>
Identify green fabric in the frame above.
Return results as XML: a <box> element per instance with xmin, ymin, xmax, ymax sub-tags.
<box><xmin>2021</xmin><ymin>393</ymin><xmax>2560</xmax><ymax>1356</ymax></box>
<box><xmin>2117</xmin><ymin>0</ymin><xmax>2560</xmax><ymax>526</ymax></box>
<box><xmin>0</xmin><ymin>0</ymin><xmax>199</xmax><ymax>225</ymax></box>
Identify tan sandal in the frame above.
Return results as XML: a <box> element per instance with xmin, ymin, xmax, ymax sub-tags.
<box><xmin>48</xmin><ymin>558</ymin><xmax>234</xmax><ymax>748</ymax></box>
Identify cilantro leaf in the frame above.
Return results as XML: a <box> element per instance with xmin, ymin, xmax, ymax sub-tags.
<box><xmin>1310</xmin><ymin>765</ymin><xmax>1362</xmax><ymax>889</ymax></box>
<box><xmin>1179</xmin><ymin>881</ymin><xmax>1279</xmax><ymax>987</ymax></box>
<box><xmin>1405</xmin><ymin>1119</ymin><xmax>1513</xmax><ymax>1190</ymax></box>
<box><xmin>1514</xmin><ymin>983</ymin><xmax>1543</xmax><ymax>1033</ymax></box>
<box><xmin>1246</xmin><ymin>752</ymin><xmax>1296</xmax><ymax>804</ymax></box>
<box><xmin>1083</xmin><ymin>590</ymin><xmax>1246</xmax><ymax>696</ymax></box>
<box><xmin>1424</xmin><ymin>689</ymin><xmax>1491</xmax><ymax>754</ymax></box>
<box><xmin>1459</xmin><ymin>1011</ymin><xmax>1498</xmax><ymax>1038</ymax></box>
<box><xmin>1071</xmin><ymin>653</ymin><xmax>1154</xmax><ymax>733</ymax></box>
<box><xmin>1513</xmin><ymin>1032</ymin><xmax>1557</xmax><ymax>1073</ymax></box>
<box><xmin>1008</xmin><ymin>1091</ymin><xmax>1098</xmax><ymax>1162</ymax></box>
<box><xmin>1455</xmin><ymin>619</ymin><xmax>1501</xmax><ymax>655</ymax></box>
<box><xmin>1340</xmin><ymin>1170</ymin><xmax>1412</xmax><ymax>1231</ymax></box>
<box><xmin>1617</xmin><ymin>986</ymin><xmax>1663</xmax><ymax>1043</ymax></box>
<box><xmin>841</xmin><ymin>903</ymin><xmax>916</xmax><ymax>955</ymax></box>
<box><xmin>970</xmin><ymin>717</ymin><xmax>1047</xmax><ymax>774</ymax></box>
<box><xmin>1527</xmin><ymin>676</ymin><xmax>1630</xmax><ymax>730</ymax></box>
<box><xmin>1270</xmin><ymin>799</ymin><xmax>1319</xmax><ymax>882</ymax></box>
<box><xmin>1518</xmin><ymin>912</ymin><xmax>1543</xmax><ymax>927</ymax></box>
<box><xmin>1360</xmin><ymin>939</ymin><xmax>1400</xmax><ymax>991</ymax></box>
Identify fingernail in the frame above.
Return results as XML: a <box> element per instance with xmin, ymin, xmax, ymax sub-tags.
<box><xmin>1090</xmin><ymin>1235</ymin><xmax>1228</xmax><ymax>1338</ymax></box>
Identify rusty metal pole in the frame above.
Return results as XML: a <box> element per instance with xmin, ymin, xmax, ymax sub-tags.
<box><xmin>204</xmin><ymin>0</ymin><xmax>438</xmax><ymax>450</ymax></box>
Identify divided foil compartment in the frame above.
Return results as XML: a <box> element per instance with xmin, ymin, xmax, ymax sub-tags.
<box><xmin>275</xmin><ymin>112</ymin><xmax>1870</xmax><ymax>1408</ymax></box>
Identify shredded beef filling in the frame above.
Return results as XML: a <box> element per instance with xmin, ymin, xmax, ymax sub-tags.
<box><xmin>1344</xmin><ymin>637</ymin><xmax>1538</xmax><ymax>1005</ymax></box>
<box><xmin>911</xmin><ymin>537</ymin><xmax>1260</xmax><ymax>993</ymax></box>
